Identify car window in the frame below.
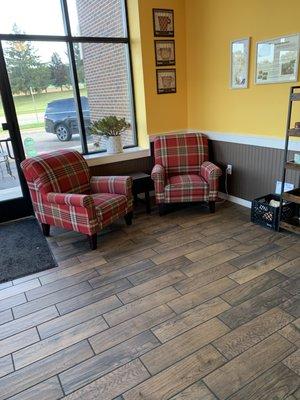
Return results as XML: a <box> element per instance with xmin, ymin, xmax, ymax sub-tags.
<box><xmin>81</xmin><ymin>97</ymin><xmax>90</xmax><ymax>111</ymax></box>
<box><xmin>61</xmin><ymin>99</ymin><xmax>74</xmax><ymax>111</ymax></box>
<box><xmin>46</xmin><ymin>97</ymin><xmax>89</xmax><ymax>114</ymax></box>
<box><xmin>45</xmin><ymin>103</ymin><xmax>55</xmax><ymax>113</ymax></box>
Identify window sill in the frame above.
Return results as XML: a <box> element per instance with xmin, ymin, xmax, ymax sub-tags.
<box><xmin>84</xmin><ymin>147</ymin><xmax>150</xmax><ymax>167</ymax></box>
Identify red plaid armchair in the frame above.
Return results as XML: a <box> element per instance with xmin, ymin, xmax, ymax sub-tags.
<box><xmin>21</xmin><ymin>150</ymin><xmax>133</xmax><ymax>250</ymax></box>
<box><xmin>151</xmin><ymin>133</ymin><xmax>222</xmax><ymax>214</ymax></box>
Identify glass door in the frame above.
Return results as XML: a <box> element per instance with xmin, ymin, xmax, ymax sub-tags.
<box><xmin>0</xmin><ymin>48</ymin><xmax>32</xmax><ymax>222</ymax></box>
<box><xmin>0</xmin><ymin>0</ymin><xmax>136</xmax><ymax>222</ymax></box>
<box><xmin>0</xmin><ymin>103</ymin><xmax>22</xmax><ymax>202</ymax></box>
<box><xmin>2</xmin><ymin>40</ymin><xmax>85</xmax><ymax>156</ymax></box>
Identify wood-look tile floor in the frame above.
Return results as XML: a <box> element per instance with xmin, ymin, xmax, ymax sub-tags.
<box><xmin>0</xmin><ymin>202</ymin><xmax>299</xmax><ymax>400</ymax></box>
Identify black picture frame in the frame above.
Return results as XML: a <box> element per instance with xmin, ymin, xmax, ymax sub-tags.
<box><xmin>153</xmin><ymin>9</ymin><xmax>174</xmax><ymax>37</ymax></box>
<box><xmin>155</xmin><ymin>40</ymin><xmax>175</xmax><ymax>66</ymax></box>
<box><xmin>156</xmin><ymin>69</ymin><xmax>176</xmax><ymax>94</ymax></box>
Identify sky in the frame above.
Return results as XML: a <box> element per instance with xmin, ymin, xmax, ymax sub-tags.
<box><xmin>0</xmin><ymin>0</ymin><xmax>79</xmax><ymax>61</ymax></box>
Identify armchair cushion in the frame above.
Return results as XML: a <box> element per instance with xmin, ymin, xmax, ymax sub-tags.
<box><xmin>165</xmin><ymin>174</ymin><xmax>209</xmax><ymax>203</ymax></box>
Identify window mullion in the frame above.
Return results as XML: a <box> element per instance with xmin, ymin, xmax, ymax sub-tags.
<box><xmin>124</xmin><ymin>0</ymin><xmax>138</xmax><ymax>147</ymax></box>
<box><xmin>60</xmin><ymin>0</ymin><xmax>88</xmax><ymax>154</ymax></box>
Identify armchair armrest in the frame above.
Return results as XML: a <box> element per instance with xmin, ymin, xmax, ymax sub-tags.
<box><xmin>200</xmin><ymin>161</ymin><xmax>222</xmax><ymax>182</ymax></box>
<box><xmin>151</xmin><ymin>164</ymin><xmax>165</xmax><ymax>181</ymax></box>
<box><xmin>45</xmin><ymin>192</ymin><xmax>94</xmax><ymax>208</ymax></box>
<box><xmin>200</xmin><ymin>161</ymin><xmax>222</xmax><ymax>201</ymax></box>
<box><xmin>90</xmin><ymin>176</ymin><xmax>132</xmax><ymax>197</ymax></box>
<box><xmin>151</xmin><ymin>164</ymin><xmax>166</xmax><ymax>202</ymax></box>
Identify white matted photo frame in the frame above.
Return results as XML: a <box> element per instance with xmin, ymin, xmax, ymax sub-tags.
<box><xmin>155</xmin><ymin>40</ymin><xmax>175</xmax><ymax>66</ymax></box>
<box><xmin>230</xmin><ymin>37</ymin><xmax>250</xmax><ymax>89</ymax></box>
<box><xmin>255</xmin><ymin>33</ymin><xmax>300</xmax><ymax>85</ymax></box>
<box><xmin>153</xmin><ymin>9</ymin><xmax>174</xmax><ymax>37</ymax></box>
<box><xmin>156</xmin><ymin>69</ymin><xmax>176</xmax><ymax>94</ymax></box>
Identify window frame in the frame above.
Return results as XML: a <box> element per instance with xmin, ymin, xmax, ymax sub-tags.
<box><xmin>0</xmin><ymin>0</ymin><xmax>138</xmax><ymax>155</ymax></box>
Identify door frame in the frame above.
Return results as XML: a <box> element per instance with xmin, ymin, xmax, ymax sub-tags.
<box><xmin>0</xmin><ymin>41</ymin><xmax>33</xmax><ymax>222</ymax></box>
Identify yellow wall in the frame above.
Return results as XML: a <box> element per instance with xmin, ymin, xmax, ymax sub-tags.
<box><xmin>129</xmin><ymin>0</ymin><xmax>300</xmax><ymax>142</ymax></box>
<box><xmin>186</xmin><ymin>0</ymin><xmax>300</xmax><ymax>138</ymax></box>
<box><xmin>134</xmin><ymin>0</ymin><xmax>188</xmax><ymax>136</ymax></box>
<box><xmin>127</xmin><ymin>0</ymin><xmax>149</xmax><ymax>147</ymax></box>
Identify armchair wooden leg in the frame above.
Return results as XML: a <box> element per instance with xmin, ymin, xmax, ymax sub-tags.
<box><xmin>209</xmin><ymin>201</ymin><xmax>215</xmax><ymax>213</ymax></box>
<box><xmin>87</xmin><ymin>233</ymin><xmax>97</xmax><ymax>250</ymax></box>
<box><xmin>41</xmin><ymin>223</ymin><xmax>50</xmax><ymax>237</ymax></box>
<box><xmin>124</xmin><ymin>211</ymin><xmax>133</xmax><ymax>226</ymax></box>
<box><xmin>158</xmin><ymin>204</ymin><xmax>165</xmax><ymax>216</ymax></box>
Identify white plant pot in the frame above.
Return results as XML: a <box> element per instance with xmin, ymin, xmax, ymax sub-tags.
<box><xmin>106</xmin><ymin>136</ymin><xmax>123</xmax><ymax>154</ymax></box>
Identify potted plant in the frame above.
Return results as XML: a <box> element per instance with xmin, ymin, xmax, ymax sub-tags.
<box><xmin>90</xmin><ymin>116</ymin><xmax>130</xmax><ymax>154</ymax></box>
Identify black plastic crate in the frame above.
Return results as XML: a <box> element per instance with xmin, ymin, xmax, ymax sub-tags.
<box><xmin>251</xmin><ymin>194</ymin><xmax>295</xmax><ymax>231</ymax></box>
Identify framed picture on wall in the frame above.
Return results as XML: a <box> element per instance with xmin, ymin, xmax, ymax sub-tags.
<box><xmin>230</xmin><ymin>37</ymin><xmax>250</xmax><ymax>89</ymax></box>
<box><xmin>255</xmin><ymin>34</ymin><xmax>300</xmax><ymax>84</ymax></box>
<box><xmin>155</xmin><ymin>40</ymin><xmax>175</xmax><ymax>66</ymax></box>
<box><xmin>156</xmin><ymin>69</ymin><xmax>176</xmax><ymax>94</ymax></box>
<box><xmin>153</xmin><ymin>9</ymin><xmax>174</xmax><ymax>37</ymax></box>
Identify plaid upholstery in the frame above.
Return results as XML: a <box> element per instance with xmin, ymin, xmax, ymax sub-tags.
<box><xmin>154</xmin><ymin>133</ymin><xmax>208</xmax><ymax>177</ymax></box>
<box><xmin>151</xmin><ymin>164</ymin><xmax>166</xmax><ymax>203</ymax></box>
<box><xmin>91</xmin><ymin>176</ymin><xmax>133</xmax><ymax>199</ymax></box>
<box><xmin>92</xmin><ymin>193</ymin><xmax>129</xmax><ymax>227</ymax></box>
<box><xmin>46</xmin><ymin>192</ymin><xmax>94</xmax><ymax>208</ymax></box>
<box><xmin>21</xmin><ymin>150</ymin><xmax>133</xmax><ymax>236</ymax></box>
<box><xmin>165</xmin><ymin>174</ymin><xmax>209</xmax><ymax>203</ymax></box>
<box><xmin>21</xmin><ymin>150</ymin><xmax>90</xmax><ymax>195</ymax></box>
<box><xmin>200</xmin><ymin>161</ymin><xmax>222</xmax><ymax>201</ymax></box>
<box><xmin>151</xmin><ymin>133</ymin><xmax>221</xmax><ymax>204</ymax></box>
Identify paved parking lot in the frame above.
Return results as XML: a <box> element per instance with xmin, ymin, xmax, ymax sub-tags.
<box><xmin>21</xmin><ymin>130</ymin><xmax>85</xmax><ymax>153</ymax></box>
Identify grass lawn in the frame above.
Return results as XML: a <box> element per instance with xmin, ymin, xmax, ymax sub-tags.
<box><xmin>0</xmin><ymin>122</ymin><xmax>44</xmax><ymax>134</ymax></box>
<box><xmin>0</xmin><ymin>88</ymin><xmax>87</xmax><ymax>117</ymax></box>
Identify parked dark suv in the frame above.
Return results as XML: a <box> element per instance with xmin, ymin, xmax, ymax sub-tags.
<box><xmin>44</xmin><ymin>97</ymin><xmax>90</xmax><ymax>141</ymax></box>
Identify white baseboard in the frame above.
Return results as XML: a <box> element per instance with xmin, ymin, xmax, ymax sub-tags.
<box><xmin>219</xmin><ymin>192</ymin><xmax>251</xmax><ymax>208</ymax></box>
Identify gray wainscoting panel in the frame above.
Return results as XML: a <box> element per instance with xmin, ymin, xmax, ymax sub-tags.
<box><xmin>211</xmin><ymin>141</ymin><xmax>299</xmax><ymax>201</ymax></box>
<box><xmin>89</xmin><ymin>140</ymin><xmax>299</xmax><ymax>203</ymax></box>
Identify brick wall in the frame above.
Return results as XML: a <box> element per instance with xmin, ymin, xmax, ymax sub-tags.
<box><xmin>76</xmin><ymin>0</ymin><xmax>135</xmax><ymax>151</ymax></box>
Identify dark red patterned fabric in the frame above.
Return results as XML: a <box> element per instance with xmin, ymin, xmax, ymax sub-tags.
<box><xmin>46</xmin><ymin>192</ymin><xmax>94</xmax><ymax>208</ymax></box>
<box><xmin>151</xmin><ymin>133</ymin><xmax>222</xmax><ymax>204</ymax></box>
<box><xmin>21</xmin><ymin>150</ymin><xmax>90</xmax><ymax>195</ymax></box>
<box><xmin>21</xmin><ymin>150</ymin><xmax>133</xmax><ymax>236</ymax></box>
<box><xmin>154</xmin><ymin>133</ymin><xmax>208</xmax><ymax>177</ymax></box>
<box><xmin>151</xmin><ymin>164</ymin><xmax>166</xmax><ymax>203</ymax></box>
<box><xmin>92</xmin><ymin>193</ymin><xmax>128</xmax><ymax>227</ymax></box>
<box><xmin>200</xmin><ymin>161</ymin><xmax>222</xmax><ymax>200</ymax></box>
<box><xmin>90</xmin><ymin>176</ymin><xmax>133</xmax><ymax>198</ymax></box>
<box><xmin>165</xmin><ymin>174</ymin><xmax>209</xmax><ymax>203</ymax></box>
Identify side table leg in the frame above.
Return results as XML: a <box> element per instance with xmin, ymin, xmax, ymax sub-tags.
<box><xmin>145</xmin><ymin>190</ymin><xmax>151</xmax><ymax>214</ymax></box>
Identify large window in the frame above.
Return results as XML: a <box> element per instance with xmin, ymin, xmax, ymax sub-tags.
<box><xmin>0</xmin><ymin>0</ymin><xmax>137</xmax><ymax>156</ymax></box>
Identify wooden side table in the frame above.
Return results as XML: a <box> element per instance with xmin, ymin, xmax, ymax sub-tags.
<box><xmin>129</xmin><ymin>172</ymin><xmax>153</xmax><ymax>214</ymax></box>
